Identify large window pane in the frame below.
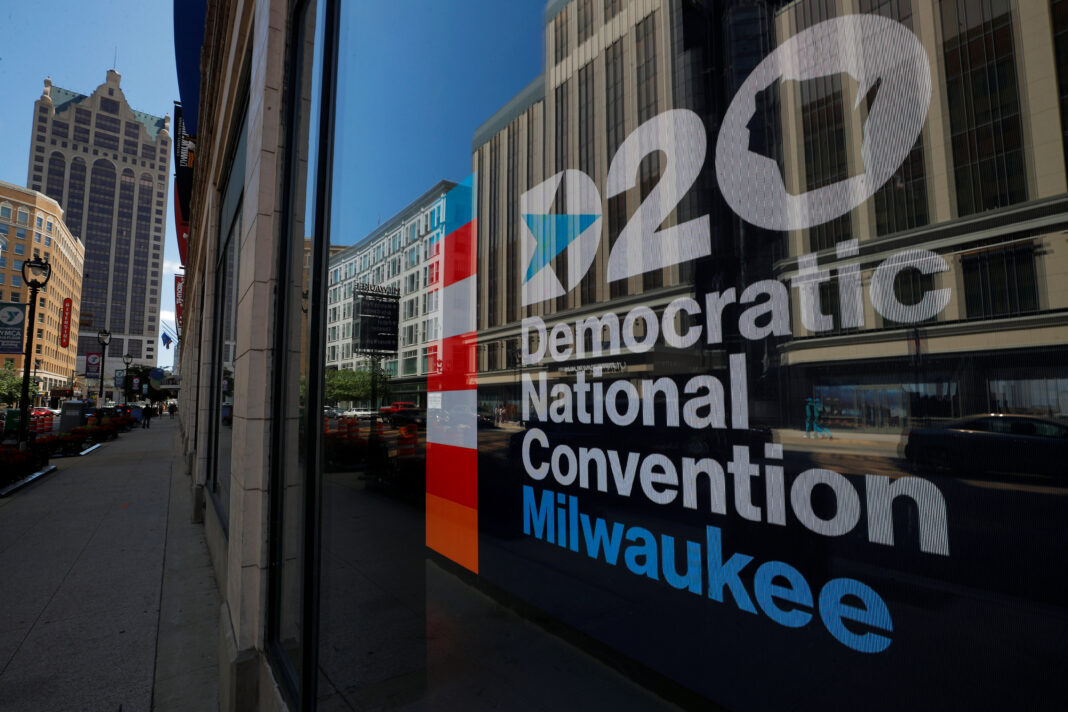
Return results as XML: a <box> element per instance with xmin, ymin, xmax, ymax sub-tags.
<box><xmin>304</xmin><ymin>2</ymin><xmax>1068</xmax><ymax>710</ymax></box>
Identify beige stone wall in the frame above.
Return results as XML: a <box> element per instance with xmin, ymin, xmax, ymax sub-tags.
<box><xmin>177</xmin><ymin>0</ymin><xmax>292</xmax><ymax>707</ymax></box>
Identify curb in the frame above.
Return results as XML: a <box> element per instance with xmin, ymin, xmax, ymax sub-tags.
<box><xmin>0</xmin><ymin>464</ymin><xmax>59</xmax><ymax>497</ymax></box>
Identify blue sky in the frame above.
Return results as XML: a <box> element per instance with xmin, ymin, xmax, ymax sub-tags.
<box><xmin>0</xmin><ymin>1</ymin><xmax>545</xmax><ymax>366</ymax></box>
<box><xmin>332</xmin><ymin>1</ymin><xmax>544</xmax><ymax>242</ymax></box>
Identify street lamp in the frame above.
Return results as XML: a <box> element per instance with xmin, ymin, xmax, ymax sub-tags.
<box><xmin>122</xmin><ymin>353</ymin><xmax>133</xmax><ymax>406</ymax></box>
<box><xmin>97</xmin><ymin>328</ymin><xmax>112</xmax><ymax>404</ymax></box>
<box><xmin>18</xmin><ymin>257</ymin><xmax>52</xmax><ymax>448</ymax></box>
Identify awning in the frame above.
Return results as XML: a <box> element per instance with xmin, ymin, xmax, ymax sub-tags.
<box><xmin>173</xmin><ymin>0</ymin><xmax>207</xmax><ymax>137</ymax></box>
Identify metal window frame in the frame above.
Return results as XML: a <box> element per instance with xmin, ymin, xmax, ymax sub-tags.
<box><xmin>266</xmin><ymin>0</ymin><xmax>341</xmax><ymax>708</ymax></box>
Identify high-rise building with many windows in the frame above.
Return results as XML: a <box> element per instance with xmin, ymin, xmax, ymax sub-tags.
<box><xmin>0</xmin><ymin>181</ymin><xmax>83</xmax><ymax>402</ymax></box>
<box><xmin>27</xmin><ymin>69</ymin><xmax>171</xmax><ymax>374</ymax></box>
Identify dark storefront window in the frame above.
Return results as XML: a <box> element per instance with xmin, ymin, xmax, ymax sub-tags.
<box><xmin>208</xmin><ymin>109</ymin><xmax>247</xmax><ymax>532</ymax></box>
<box><xmin>268</xmin><ymin>0</ymin><xmax>328</xmax><ymax>706</ymax></box>
<box><xmin>286</xmin><ymin>2</ymin><xmax>1068</xmax><ymax>710</ymax></box>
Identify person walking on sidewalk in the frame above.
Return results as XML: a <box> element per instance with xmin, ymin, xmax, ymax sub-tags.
<box><xmin>812</xmin><ymin>397</ymin><xmax>832</xmax><ymax>439</ymax></box>
<box><xmin>168</xmin><ymin>403</ymin><xmax>176</xmax><ymax>418</ymax></box>
<box><xmin>142</xmin><ymin>405</ymin><xmax>153</xmax><ymax>429</ymax></box>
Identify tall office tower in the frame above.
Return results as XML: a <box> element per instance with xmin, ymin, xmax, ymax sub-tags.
<box><xmin>27</xmin><ymin>69</ymin><xmax>171</xmax><ymax>371</ymax></box>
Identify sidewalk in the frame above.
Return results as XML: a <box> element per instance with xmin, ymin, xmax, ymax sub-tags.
<box><xmin>0</xmin><ymin>417</ymin><xmax>219</xmax><ymax>711</ymax></box>
<box><xmin>774</xmin><ymin>427</ymin><xmax>907</xmax><ymax>459</ymax></box>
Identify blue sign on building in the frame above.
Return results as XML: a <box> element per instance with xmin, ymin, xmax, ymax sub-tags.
<box><xmin>0</xmin><ymin>302</ymin><xmax>27</xmax><ymax>355</ymax></box>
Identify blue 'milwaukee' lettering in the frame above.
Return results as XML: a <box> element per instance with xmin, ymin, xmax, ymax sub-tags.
<box><xmin>521</xmin><ymin>485</ymin><xmax>893</xmax><ymax>653</ymax></box>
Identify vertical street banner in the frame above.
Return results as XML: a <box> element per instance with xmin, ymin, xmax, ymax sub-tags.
<box><xmin>114</xmin><ymin>370</ymin><xmax>125</xmax><ymax>388</ymax></box>
<box><xmin>175</xmin><ymin>275</ymin><xmax>185</xmax><ymax>330</ymax></box>
<box><xmin>60</xmin><ymin>298</ymin><xmax>72</xmax><ymax>348</ymax></box>
<box><xmin>0</xmin><ymin>302</ymin><xmax>27</xmax><ymax>354</ymax></box>
<box><xmin>86</xmin><ymin>353</ymin><xmax>102</xmax><ymax>378</ymax></box>
<box><xmin>173</xmin><ymin>103</ymin><xmax>194</xmax><ymax>267</ymax></box>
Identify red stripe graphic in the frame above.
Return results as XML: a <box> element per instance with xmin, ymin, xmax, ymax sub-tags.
<box><xmin>427</xmin><ymin>175</ymin><xmax>478</xmax><ymax>573</ymax></box>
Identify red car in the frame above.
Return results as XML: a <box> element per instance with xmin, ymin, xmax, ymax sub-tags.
<box><xmin>379</xmin><ymin>402</ymin><xmax>416</xmax><ymax>424</ymax></box>
<box><xmin>379</xmin><ymin>401</ymin><xmax>415</xmax><ymax>416</ymax></box>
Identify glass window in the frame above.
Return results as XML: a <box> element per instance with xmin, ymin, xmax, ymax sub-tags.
<box><xmin>255</xmin><ymin>2</ymin><xmax>1068</xmax><ymax>710</ymax></box>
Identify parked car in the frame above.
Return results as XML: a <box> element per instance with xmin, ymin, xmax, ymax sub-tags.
<box><xmin>391</xmin><ymin>407</ymin><xmax>426</xmax><ymax>428</ymax></box>
<box><xmin>905</xmin><ymin>414</ymin><xmax>1068</xmax><ymax>480</ymax></box>
<box><xmin>379</xmin><ymin>402</ymin><xmax>416</xmax><ymax>423</ymax></box>
<box><xmin>380</xmin><ymin>401</ymin><xmax>415</xmax><ymax>416</ymax></box>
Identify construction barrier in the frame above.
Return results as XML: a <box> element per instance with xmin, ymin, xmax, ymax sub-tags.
<box><xmin>397</xmin><ymin>425</ymin><xmax>417</xmax><ymax>456</ymax></box>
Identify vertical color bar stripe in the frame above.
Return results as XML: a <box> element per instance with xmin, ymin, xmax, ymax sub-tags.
<box><xmin>426</xmin><ymin>390</ymin><xmax>478</xmax><ymax>449</ymax></box>
<box><xmin>442</xmin><ymin>174</ymin><xmax>474</xmax><ymax>236</ymax></box>
<box><xmin>425</xmin><ymin>443</ymin><xmax>478</xmax><ymax>508</ymax></box>
<box><xmin>427</xmin><ymin>172</ymin><xmax>478</xmax><ymax>573</ymax></box>
<box><xmin>426</xmin><ymin>494</ymin><xmax>479</xmax><ymax>574</ymax></box>
<box><xmin>441</xmin><ymin>220</ymin><xmax>476</xmax><ymax>287</ymax></box>
<box><xmin>440</xmin><ymin>276</ymin><xmax>477</xmax><ymax>339</ymax></box>
<box><xmin>427</xmin><ymin>332</ymin><xmax>477</xmax><ymax>392</ymax></box>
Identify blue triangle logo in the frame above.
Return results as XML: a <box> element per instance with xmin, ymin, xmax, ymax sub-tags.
<box><xmin>523</xmin><ymin>213</ymin><xmax>599</xmax><ymax>281</ymax></box>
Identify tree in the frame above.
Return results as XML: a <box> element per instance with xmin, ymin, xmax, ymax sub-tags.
<box><xmin>324</xmin><ymin>364</ymin><xmax>391</xmax><ymax>405</ymax></box>
<box><xmin>0</xmin><ymin>362</ymin><xmax>39</xmax><ymax>407</ymax></box>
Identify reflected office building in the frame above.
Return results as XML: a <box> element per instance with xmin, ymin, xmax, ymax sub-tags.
<box><xmin>325</xmin><ymin>181</ymin><xmax>454</xmax><ymax>406</ymax></box>
<box><xmin>174</xmin><ymin>1</ymin><xmax>1068</xmax><ymax>711</ymax></box>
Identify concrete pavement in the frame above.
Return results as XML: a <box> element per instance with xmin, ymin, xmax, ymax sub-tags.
<box><xmin>0</xmin><ymin>416</ymin><xmax>218</xmax><ymax>711</ymax></box>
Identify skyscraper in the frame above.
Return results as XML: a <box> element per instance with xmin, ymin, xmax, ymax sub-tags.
<box><xmin>28</xmin><ymin>69</ymin><xmax>171</xmax><ymax>372</ymax></box>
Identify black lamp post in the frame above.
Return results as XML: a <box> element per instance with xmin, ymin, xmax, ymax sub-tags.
<box><xmin>122</xmin><ymin>353</ymin><xmax>133</xmax><ymax>405</ymax></box>
<box><xmin>33</xmin><ymin>359</ymin><xmax>41</xmax><ymax>407</ymax></box>
<box><xmin>96</xmin><ymin>328</ymin><xmax>112</xmax><ymax>404</ymax></box>
<box><xmin>18</xmin><ymin>257</ymin><xmax>52</xmax><ymax>448</ymax></box>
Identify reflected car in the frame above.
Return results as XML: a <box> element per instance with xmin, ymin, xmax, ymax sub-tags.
<box><xmin>905</xmin><ymin>414</ymin><xmax>1068</xmax><ymax>479</ymax></box>
<box><xmin>391</xmin><ymin>407</ymin><xmax>426</xmax><ymax>428</ymax></box>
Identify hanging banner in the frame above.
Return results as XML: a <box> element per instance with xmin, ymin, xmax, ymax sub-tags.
<box><xmin>60</xmin><ymin>298</ymin><xmax>72</xmax><ymax>348</ymax></box>
<box><xmin>173</xmin><ymin>102</ymin><xmax>194</xmax><ymax>266</ymax></box>
<box><xmin>0</xmin><ymin>302</ymin><xmax>27</xmax><ymax>354</ymax></box>
<box><xmin>114</xmin><ymin>369</ymin><xmax>125</xmax><ymax>388</ymax></box>
<box><xmin>175</xmin><ymin>275</ymin><xmax>185</xmax><ymax>329</ymax></box>
<box><xmin>86</xmin><ymin>352</ymin><xmax>102</xmax><ymax>378</ymax></box>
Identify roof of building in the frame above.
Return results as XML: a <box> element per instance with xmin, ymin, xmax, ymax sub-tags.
<box><xmin>545</xmin><ymin>0</ymin><xmax>570</xmax><ymax>23</ymax></box>
<box><xmin>51</xmin><ymin>86</ymin><xmax>88</xmax><ymax>114</ymax></box>
<box><xmin>472</xmin><ymin>75</ymin><xmax>545</xmax><ymax>150</ymax></box>
<box><xmin>50</xmin><ymin>84</ymin><xmax>168</xmax><ymax>140</ymax></box>
<box><xmin>328</xmin><ymin>179</ymin><xmax>459</xmax><ymax>265</ymax></box>
<box><xmin>0</xmin><ymin>179</ymin><xmax>63</xmax><ymax>215</ymax></box>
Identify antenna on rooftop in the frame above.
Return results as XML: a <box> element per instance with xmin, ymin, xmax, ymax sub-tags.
<box><xmin>113</xmin><ymin>47</ymin><xmax>117</xmax><ymax>70</ymax></box>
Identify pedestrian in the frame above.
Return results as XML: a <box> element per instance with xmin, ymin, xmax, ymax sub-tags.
<box><xmin>142</xmin><ymin>405</ymin><xmax>153</xmax><ymax>429</ymax></box>
<box><xmin>169</xmin><ymin>403</ymin><xmax>176</xmax><ymax>418</ymax></box>
<box><xmin>812</xmin><ymin>397</ymin><xmax>832</xmax><ymax>439</ymax></box>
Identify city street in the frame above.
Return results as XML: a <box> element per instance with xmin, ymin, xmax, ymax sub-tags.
<box><xmin>0</xmin><ymin>417</ymin><xmax>217</xmax><ymax>711</ymax></box>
